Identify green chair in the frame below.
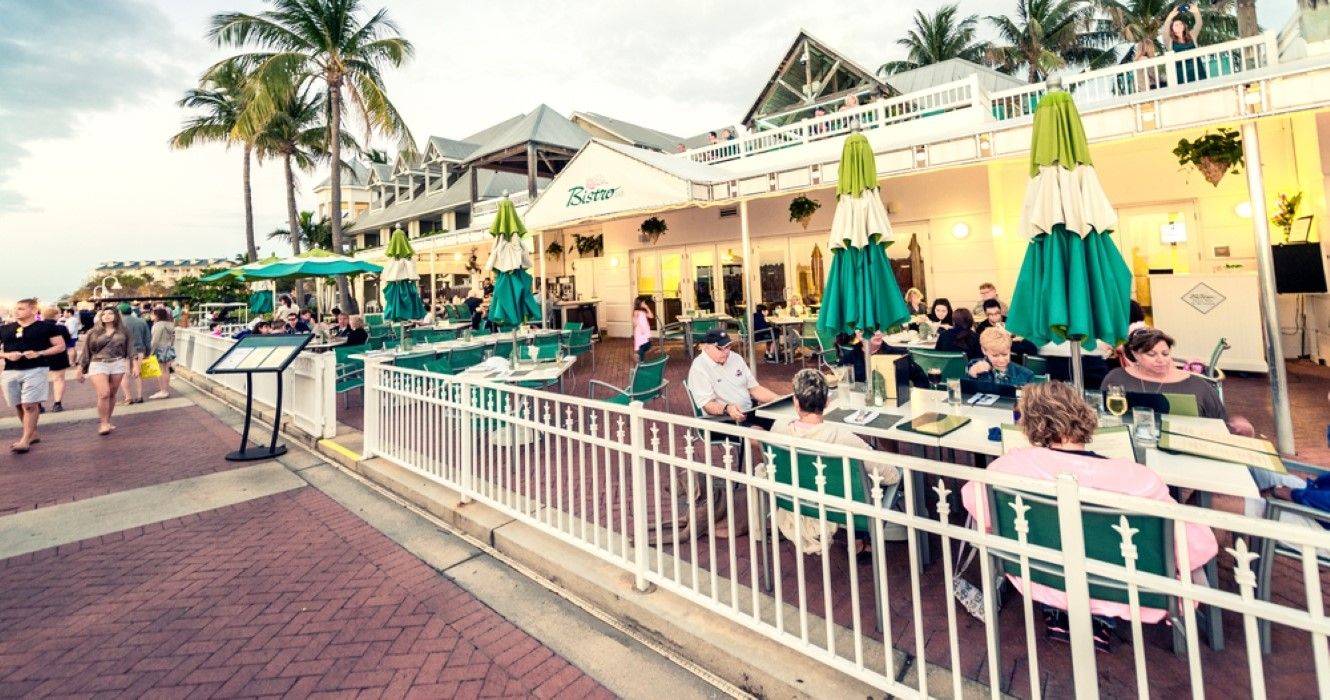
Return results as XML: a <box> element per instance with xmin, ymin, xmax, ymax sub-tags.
<box><xmin>490</xmin><ymin>340</ymin><xmax>517</xmax><ymax>360</ymax></box>
<box><xmin>985</xmin><ymin>486</ymin><xmax>1211</xmax><ymax>659</ymax></box>
<box><xmin>471</xmin><ymin>327</ymin><xmax>491</xmax><ymax>337</ymax></box>
<box><xmin>446</xmin><ymin>345</ymin><xmax>487</xmax><ymax>373</ymax></box>
<box><xmin>759</xmin><ymin>444</ymin><xmax>899</xmax><ymax>632</ymax></box>
<box><xmin>681</xmin><ymin>383</ymin><xmax>749</xmax><ymax>471</ymax></box>
<box><xmin>394</xmin><ymin>354</ymin><xmax>432</xmax><ymax>372</ymax></box>
<box><xmin>333</xmin><ymin>345</ymin><xmax>366</xmax><ymax>408</ymax></box>
<box><xmin>563</xmin><ymin>321</ymin><xmax>584</xmax><ymax>331</ymax></box>
<box><xmin>448</xmin><ymin>304</ymin><xmax>470</xmax><ymax>322</ymax></box>
<box><xmin>363</xmin><ymin>313</ymin><xmax>384</xmax><ymax>326</ymax></box>
<box><xmin>908</xmin><ymin>348</ymin><xmax>968</xmax><ymax>384</ymax></box>
<box><xmin>659</xmin><ymin>321</ymin><xmax>687</xmax><ymax>355</ymax></box>
<box><xmin>1028</xmin><ymin>373</ymin><xmax>1050</xmax><ymax>384</ymax></box>
<box><xmin>1020</xmin><ymin>354</ymin><xmax>1048</xmax><ymax>376</ymax></box>
<box><xmin>1255</xmin><ymin>459</ymin><xmax>1330</xmax><ymax>654</ymax></box>
<box><xmin>588</xmin><ymin>355</ymin><xmax>668</xmax><ymax>410</ymax></box>
<box><xmin>689</xmin><ymin>318</ymin><xmax>719</xmax><ymax>355</ymax></box>
<box><xmin>562</xmin><ymin>328</ymin><xmax>595</xmax><ymax>374</ymax></box>
<box><xmin>409</xmin><ymin>327</ymin><xmax>434</xmax><ymax>342</ymax></box>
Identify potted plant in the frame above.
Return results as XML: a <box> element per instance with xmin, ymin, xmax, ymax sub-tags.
<box><xmin>545</xmin><ymin>240</ymin><xmax>564</xmax><ymax>261</ymax></box>
<box><xmin>1271</xmin><ymin>192</ymin><xmax>1303</xmax><ymax>243</ymax></box>
<box><xmin>639</xmin><ymin>216</ymin><xmax>668</xmax><ymax>245</ymax></box>
<box><xmin>1173</xmin><ymin>128</ymin><xmax>1243</xmax><ymax>187</ymax></box>
<box><xmin>788</xmin><ymin>195</ymin><xmax>822</xmax><ymax>229</ymax></box>
<box><xmin>573</xmin><ymin>233</ymin><xmax>603</xmax><ymax>258</ymax></box>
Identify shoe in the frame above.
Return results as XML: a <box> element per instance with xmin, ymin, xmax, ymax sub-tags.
<box><xmin>763</xmin><ymin>354</ymin><xmax>778</xmax><ymax>364</ymax></box>
<box><xmin>130</xmin><ymin>398</ymin><xmax>144</xmax><ymax>405</ymax></box>
<box><xmin>38</xmin><ymin>403</ymin><xmax>45</xmax><ymax>414</ymax></box>
<box><xmin>148</xmin><ymin>391</ymin><xmax>169</xmax><ymax>400</ymax></box>
<box><xmin>51</xmin><ymin>402</ymin><xmax>63</xmax><ymax>413</ymax></box>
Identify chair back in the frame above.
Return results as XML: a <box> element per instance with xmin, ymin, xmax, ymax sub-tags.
<box><xmin>491</xmin><ymin>340</ymin><xmax>516</xmax><ymax>359</ymax></box>
<box><xmin>987</xmin><ymin>487</ymin><xmax>1173</xmax><ymax>609</ymax></box>
<box><xmin>533</xmin><ymin>332</ymin><xmax>561</xmax><ymax>348</ymax></box>
<box><xmin>363</xmin><ymin>313</ymin><xmax>384</xmax><ymax>326</ymax></box>
<box><xmin>395</xmin><ymin>354</ymin><xmax>431</xmax><ymax>372</ymax></box>
<box><xmin>691</xmin><ymin>318</ymin><xmax>718</xmax><ymax>336</ymax></box>
<box><xmin>764</xmin><ymin>444</ymin><xmax>873</xmax><ymax>532</ymax></box>
<box><xmin>379</xmin><ymin>337</ymin><xmax>400</xmax><ymax>350</ymax></box>
<box><xmin>681</xmin><ymin>382</ymin><xmax>708</xmax><ymax>419</ymax></box>
<box><xmin>1206</xmin><ymin>338</ymin><xmax>1230</xmax><ymax>378</ymax></box>
<box><xmin>409</xmin><ymin>327</ymin><xmax>433</xmax><ymax>341</ymax></box>
<box><xmin>471</xmin><ymin>327</ymin><xmax>491</xmax><ymax>337</ymax></box>
<box><xmin>563</xmin><ymin>321</ymin><xmax>584</xmax><ymax>331</ymax></box>
<box><xmin>1021</xmin><ymin>355</ymin><xmax>1048</xmax><ymax>376</ymax></box>
<box><xmin>630</xmin><ymin>355</ymin><xmax>668</xmax><ymax>401</ymax></box>
<box><xmin>1028</xmin><ymin>374</ymin><xmax>1050</xmax><ymax>384</ymax></box>
<box><xmin>449</xmin><ymin>345</ymin><xmax>486</xmax><ymax>371</ymax></box>
<box><xmin>909</xmin><ymin>348</ymin><xmax>968</xmax><ymax>381</ymax></box>
<box><xmin>563</xmin><ymin>328</ymin><xmax>594</xmax><ymax>355</ymax></box>
<box><xmin>333</xmin><ymin>345</ymin><xmax>361</xmax><ymax>366</ymax></box>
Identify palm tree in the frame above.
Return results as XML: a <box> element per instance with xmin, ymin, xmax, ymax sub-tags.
<box><xmin>208</xmin><ymin>0</ymin><xmax>414</xmax><ymax>314</ymax></box>
<box><xmin>169</xmin><ymin>63</ymin><xmax>259</xmax><ymax>263</ymax></box>
<box><xmin>988</xmin><ymin>0</ymin><xmax>1116</xmax><ymax>83</ymax></box>
<box><xmin>1095</xmin><ymin>0</ymin><xmax>1239</xmax><ymax>59</ymax></box>
<box><xmin>267</xmin><ymin>211</ymin><xmax>332</xmax><ymax>251</ymax></box>
<box><xmin>878</xmin><ymin>5</ymin><xmax>990</xmax><ymax>76</ymax></box>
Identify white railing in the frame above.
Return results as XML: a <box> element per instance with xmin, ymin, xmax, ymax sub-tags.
<box><xmin>682</xmin><ymin>77</ymin><xmax>983</xmax><ymax>165</ymax></box>
<box><xmin>471</xmin><ymin>190</ymin><xmax>532</xmax><ymax>218</ymax></box>
<box><xmin>989</xmin><ymin>32</ymin><xmax>1279</xmax><ymax>122</ymax></box>
<box><xmin>363</xmin><ymin>363</ymin><xmax>1330</xmax><ymax>698</ymax></box>
<box><xmin>175</xmin><ymin>328</ymin><xmax>338</xmax><ymax>439</ymax></box>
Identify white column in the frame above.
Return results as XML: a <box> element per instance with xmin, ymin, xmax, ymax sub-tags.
<box><xmin>740</xmin><ymin>200</ymin><xmax>756</xmax><ymax>373</ymax></box>
<box><xmin>537</xmin><ymin>231</ymin><xmax>548</xmax><ymax>326</ymax></box>
<box><xmin>1240</xmin><ymin>122</ymin><xmax>1296</xmax><ymax>454</ymax></box>
<box><xmin>429</xmin><ymin>251</ymin><xmax>437</xmax><ymax>310</ymax></box>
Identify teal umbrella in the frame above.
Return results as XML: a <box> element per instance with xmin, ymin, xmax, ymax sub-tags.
<box><xmin>381</xmin><ymin>228</ymin><xmax>426</xmax><ymax>325</ymax></box>
<box><xmin>200</xmin><ymin>255</ymin><xmax>281</xmax><ymax>282</ymax></box>
<box><xmin>485</xmin><ymin>197</ymin><xmax>541</xmax><ymax>327</ymax></box>
<box><xmin>247</xmin><ymin>289</ymin><xmax>273</xmax><ymax>315</ymax></box>
<box><xmin>242</xmin><ymin>249</ymin><xmax>382</xmax><ymax>280</ymax></box>
<box><xmin>1005</xmin><ymin>90</ymin><xmax>1133</xmax><ymax>391</ymax></box>
<box><xmin>817</xmin><ymin>132</ymin><xmax>910</xmax><ymax>336</ymax></box>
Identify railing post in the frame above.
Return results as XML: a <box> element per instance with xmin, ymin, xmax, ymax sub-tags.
<box><xmin>363</xmin><ymin>360</ymin><xmax>381</xmax><ymax>459</ymax></box>
<box><xmin>629</xmin><ymin>400</ymin><xmax>650</xmax><ymax>591</ymax></box>
<box><xmin>458</xmin><ymin>379</ymin><xmax>474</xmax><ymax>503</ymax></box>
<box><xmin>1054</xmin><ymin>474</ymin><xmax>1100</xmax><ymax>697</ymax></box>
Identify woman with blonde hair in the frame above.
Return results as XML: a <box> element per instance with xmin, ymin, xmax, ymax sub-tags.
<box><xmin>903</xmin><ymin>287</ymin><xmax>927</xmax><ymax>316</ymax></box>
<box><xmin>78</xmin><ymin>306</ymin><xmax>134</xmax><ymax>435</ymax></box>
<box><xmin>41</xmin><ymin>306</ymin><xmax>73</xmax><ymax>412</ymax></box>
<box><xmin>148</xmin><ymin>307</ymin><xmax>176</xmax><ymax>399</ymax></box>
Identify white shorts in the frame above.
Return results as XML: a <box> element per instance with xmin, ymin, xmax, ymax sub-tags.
<box><xmin>2</xmin><ymin>368</ymin><xmax>49</xmax><ymax>407</ymax></box>
<box><xmin>87</xmin><ymin>359</ymin><xmax>129</xmax><ymax>376</ymax></box>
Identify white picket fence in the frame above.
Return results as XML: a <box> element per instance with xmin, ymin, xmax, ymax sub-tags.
<box><xmin>361</xmin><ymin>362</ymin><xmax>1330</xmax><ymax>698</ymax></box>
<box><xmin>174</xmin><ymin>328</ymin><xmax>338</xmax><ymax>439</ymax></box>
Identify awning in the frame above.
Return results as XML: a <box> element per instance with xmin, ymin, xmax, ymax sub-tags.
<box><xmin>523</xmin><ymin>139</ymin><xmax>731</xmax><ymax>230</ymax></box>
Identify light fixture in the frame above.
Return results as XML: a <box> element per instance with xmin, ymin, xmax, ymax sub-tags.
<box><xmin>1235</xmin><ymin>201</ymin><xmax>1253</xmax><ymax>219</ymax></box>
<box><xmin>978</xmin><ymin>135</ymin><xmax>992</xmax><ymax>155</ymax></box>
<box><xmin>1243</xmin><ymin>83</ymin><xmax>1262</xmax><ymax>108</ymax></box>
<box><xmin>453</xmin><ymin>252</ymin><xmax>462</xmax><ymax>261</ymax></box>
<box><xmin>952</xmin><ymin>222</ymin><xmax>970</xmax><ymax>239</ymax></box>
<box><xmin>991</xmin><ymin>225</ymin><xmax>1004</xmax><ymax>238</ymax></box>
<box><xmin>914</xmin><ymin>146</ymin><xmax>927</xmax><ymax>165</ymax></box>
<box><xmin>609</xmin><ymin>256</ymin><xmax>620</xmax><ymax>268</ymax></box>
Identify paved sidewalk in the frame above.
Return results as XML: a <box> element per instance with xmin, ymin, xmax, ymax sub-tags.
<box><xmin>0</xmin><ymin>380</ymin><xmax>716</xmax><ymax>699</ymax></box>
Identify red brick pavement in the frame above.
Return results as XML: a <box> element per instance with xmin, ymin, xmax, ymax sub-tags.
<box><xmin>0</xmin><ymin>404</ymin><xmax>249</xmax><ymax>516</ymax></box>
<box><xmin>0</xmin><ymin>487</ymin><xmax>613</xmax><ymax>699</ymax></box>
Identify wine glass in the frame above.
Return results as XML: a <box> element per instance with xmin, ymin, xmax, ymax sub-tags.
<box><xmin>1105</xmin><ymin>385</ymin><xmax>1128</xmax><ymax>420</ymax></box>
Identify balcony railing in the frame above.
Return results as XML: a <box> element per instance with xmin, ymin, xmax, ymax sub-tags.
<box><xmin>680</xmin><ymin>32</ymin><xmax>1280</xmax><ymax>166</ymax></box>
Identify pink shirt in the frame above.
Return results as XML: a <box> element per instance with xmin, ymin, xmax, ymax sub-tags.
<box><xmin>633</xmin><ymin>310</ymin><xmax>651</xmax><ymax>349</ymax></box>
<box><xmin>961</xmin><ymin>446</ymin><xmax>1218</xmax><ymax>622</ymax></box>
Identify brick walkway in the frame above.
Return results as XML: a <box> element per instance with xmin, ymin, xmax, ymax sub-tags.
<box><xmin>0</xmin><ymin>383</ymin><xmax>614</xmax><ymax>699</ymax></box>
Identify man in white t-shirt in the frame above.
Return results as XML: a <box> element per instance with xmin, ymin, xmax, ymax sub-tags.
<box><xmin>687</xmin><ymin>329</ymin><xmax>779</xmax><ymax>429</ymax></box>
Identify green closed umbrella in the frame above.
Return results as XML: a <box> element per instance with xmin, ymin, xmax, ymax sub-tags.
<box><xmin>247</xmin><ymin>289</ymin><xmax>273</xmax><ymax>315</ymax></box>
<box><xmin>817</xmin><ymin>132</ymin><xmax>910</xmax><ymax>337</ymax></box>
<box><xmin>1005</xmin><ymin>90</ymin><xmax>1133</xmax><ymax>391</ymax></box>
<box><xmin>381</xmin><ymin>228</ymin><xmax>426</xmax><ymax>326</ymax></box>
<box><xmin>485</xmin><ymin>196</ymin><xmax>541</xmax><ymax>328</ymax></box>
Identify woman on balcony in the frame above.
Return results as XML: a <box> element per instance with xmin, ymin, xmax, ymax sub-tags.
<box><xmin>1162</xmin><ymin>3</ymin><xmax>1206</xmax><ymax>85</ymax></box>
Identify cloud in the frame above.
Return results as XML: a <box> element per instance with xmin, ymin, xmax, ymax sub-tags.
<box><xmin>0</xmin><ymin>0</ymin><xmax>192</xmax><ymax>210</ymax></box>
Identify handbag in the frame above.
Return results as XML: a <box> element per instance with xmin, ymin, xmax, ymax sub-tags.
<box><xmin>140</xmin><ymin>354</ymin><xmax>162</xmax><ymax>379</ymax></box>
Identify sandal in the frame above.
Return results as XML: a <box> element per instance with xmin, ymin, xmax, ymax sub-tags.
<box><xmin>9</xmin><ymin>443</ymin><xmax>30</xmax><ymax>454</ymax></box>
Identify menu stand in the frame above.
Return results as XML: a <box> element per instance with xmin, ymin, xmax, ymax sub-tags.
<box><xmin>206</xmin><ymin>334</ymin><xmax>313</xmax><ymax>461</ymax></box>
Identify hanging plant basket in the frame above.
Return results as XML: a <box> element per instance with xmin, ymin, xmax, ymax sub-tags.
<box><xmin>573</xmin><ymin>233</ymin><xmax>604</xmax><ymax>258</ymax></box>
<box><xmin>1173</xmin><ymin>128</ymin><xmax>1243</xmax><ymax>187</ymax></box>
<box><xmin>788</xmin><ymin>195</ymin><xmax>821</xmax><ymax>229</ymax></box>
<box><xmin>639</xmin><ymin>216</ymin><xmax>668</xmax><ymax>245</ymax></box>
<box><xmin>545</xmin><ymin>240</ymin><xmax>564</xmax><ymax>261</ymax></box>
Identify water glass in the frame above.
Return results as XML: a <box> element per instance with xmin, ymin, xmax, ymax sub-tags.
<box><xmin>946</xmin><ymin>378</ymin><xmax>962</xmax><ymax>405</ymax></box>
<box><xmin>1132</xmin><ymin>407</ymin><xmax>1159</xmax><ymax>442</ymax></box>
<box><xmin>836</xmin><ymin>366</ymin><xmax>852</xmax><ymax>405</ymax></box>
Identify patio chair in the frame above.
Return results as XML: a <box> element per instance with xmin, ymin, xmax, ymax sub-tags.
<box><xmin>588</xmin><ymin>354</ymin><xmax>669</xmax><ymax>410</ymax></box>
<box><xmin>363</xmin><ymin>313</ymin><xmax>384</xmax><ymax>326</ymax></box>
<box><xmin>659</xmin><ymin>320</ymin><xmax>687</xmax><ymax>356</ymax></box>
<box><xmin>446</xmin><ymin>345</ymin><xmax>487</xmax><ymax>374</ymax></box>
<box><xmin>681</xmin><ymin>382</ymin><xmax>751</xmax><ymax>471</ymax></box>
<box><xmin>562</xmin><ymin>328</ymin><xmax>596</xmax><ymax>375</ymax></box>
<box><xmin>908</xmin><ymin>348</ymin><xmax>967</xmax><ymax>384</ymax></box>
<box><xmin>758</xmin><ymin>444</ymin><xmax>900</xmax><ymax>632</ymax></box>
<box><xmin>333</xmin><ymin>345</ymin><xmax>365</xmax><ymax>408</ymax></box>
<box><xmin>563</xmin><ymin>321</ymin><xmax>584</xmax><ymax>331</ymax></box>
<box><xmin>1177</xmin><ymin>337</ymin><xmax>1230</xmax><ymax>401</ymax></box>
<box><xmin>1020</xmin><ymin>355</ymin><xmax>1048</xmax><ymax>376</ymax></box>
<box><xmin>984</xmin><ymin>485</ymin><xmax>1214</xmax><ymax>661</ymax></box>
<box><xmin>1255</xmin><ymin>459</ymin><xmax>1330</xmax><ymax>654</ymax></box>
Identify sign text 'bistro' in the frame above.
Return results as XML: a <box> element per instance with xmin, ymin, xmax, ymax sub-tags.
<box><xmin>566</xmin><ymin>179</ymin><xmax>619</xmax><ymax>208</ymax></box>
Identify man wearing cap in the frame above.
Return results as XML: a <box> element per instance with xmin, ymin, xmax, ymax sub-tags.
<box><xmin>118</xmin><ymin>302</ymin><xmax>150</xmax><ymax>404</ymax></box>
<box><xmin>687</xmin><ymin>329</ymin><xmax>779</xmax><ymax>429</ymax></box>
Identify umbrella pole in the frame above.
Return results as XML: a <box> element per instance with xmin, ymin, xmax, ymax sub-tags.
<box><xmin>1069</xmin><ymin>339</ymin><xmax>1085</xmax><ymax>395</ymax></box>
<box><xmin>740</xmin><ymin>200</ymin><xmax>756</xmax><ymax>373</ymax></box>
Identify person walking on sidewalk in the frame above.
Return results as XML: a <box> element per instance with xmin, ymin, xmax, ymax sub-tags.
<box><xmin>78</xmin><ymin>307</ymin><xmax>132</xmax><ymax>436</ymax></box>
<box><xmin>118</xmin><ymin>302</ymin><xmax>150</xmax><ymax>405</ymax></box>
<box><xmin>42</xmin><ymin>305</ymin><xmax>73</xmax><ymax>412</ymax></box>
<box><xmin>148</xmin><ymin>307</ymin><xmax>176</xmax><ymax>399</ymax></box>
<box><xmin>1</xmin><ymin>298</ymin><xmax>66</xmax><ymax>453</ymax></box>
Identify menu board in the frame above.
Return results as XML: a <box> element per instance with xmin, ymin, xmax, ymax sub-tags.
<box><xmin>207</xmin><ymin>334</ymin><xmax>314</xmax><ymax>375</ymax></box>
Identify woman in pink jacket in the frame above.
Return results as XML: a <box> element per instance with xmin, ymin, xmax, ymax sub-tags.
<box><xmin>961</xmin><ymin>381</ymin><xmax>1217</xmax><ymax>651</ymax></box>
<box><xmin>632</xmin><ymin>296</ymin><xmax>654</xmax><ymax>362</ymax></box>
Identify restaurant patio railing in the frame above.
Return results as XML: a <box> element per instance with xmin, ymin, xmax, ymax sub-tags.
<box><xmin>682</xmin><ymin>32</ymin><xmax>1280</xmax><ymax>167</ymax></box>
<box><xmin>362</xmin><ymin>361</ymin><xmax>1330</xmax><ymax>698</ymax></box>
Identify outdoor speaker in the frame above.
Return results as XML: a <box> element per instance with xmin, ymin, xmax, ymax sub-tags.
<box><xmin>1271</xmin><ymin>243</ymin><xmax>1328</xmax><ymax>294</ymax></box>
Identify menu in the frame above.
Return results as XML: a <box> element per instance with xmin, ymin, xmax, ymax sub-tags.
<box><xmin>1001</xmin><ymin>424</ymin><xmax>1135</xmax><ymax>461</ymax></box>
<box><xmin>1158</xmin><ymin>430</ymin><xmax>1286</xmax><ymax>473</ymax></box>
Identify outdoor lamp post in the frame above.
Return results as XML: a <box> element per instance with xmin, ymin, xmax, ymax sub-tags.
<box><xmin>95</xmin><ymin>275</ymin><xmax>122</xmax><ymax>300</ymax></box>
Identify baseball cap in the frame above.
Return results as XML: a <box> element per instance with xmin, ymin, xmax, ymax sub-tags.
<box><xmin>702</xmin><ymin>329</ymin><xmax>732</xmax><ymax>348</ymax></box>
<box><xmin>117</xmin><ymin>302</ymin><xmax>132</xmax><ymax>313</ymax></box>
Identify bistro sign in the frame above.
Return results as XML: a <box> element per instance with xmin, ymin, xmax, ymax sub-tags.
<box><xmin>566</xmin><ymin>176</ymin><xmax>619</xmax><ymax>207</ymax></box>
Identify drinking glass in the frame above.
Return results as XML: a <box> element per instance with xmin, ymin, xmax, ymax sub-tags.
<box><xmin>927</xmin><ymin>368</ymin><xmax>943</xmax><ymax>390</ymax></box>
<box><xmin>836</xmin><ymin>366</ymin><xmax>852</xmax><ymax>405</ymax></box>
<box><xmin>946</xmin><ymin>378</ymin><xmax>962</xmax><ymax>405</ymax></box>
<box><xmin>1105</xmin><ymin>385</ymin><xmax>1128</xmax><ymax>420</ymax></box>
<box><xmin>1132</xmin><ymin>406</ymin><xmax>1159</xmax><ymax>442</ymax></box>
<box><xmin>527</xmin><ymin>345</ymin><xmax>539</xmax><ymax>364</ymax></box>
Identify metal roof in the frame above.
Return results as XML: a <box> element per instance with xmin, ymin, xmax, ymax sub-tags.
<box><xmin>426</xmin><ymin>136</ymin><xmax>479</xmax><ymax>162</ymax></box>
<box><xmin>883</xmin><ymin>58</ymin><xmax>1026</xmax><ymax>95</ymax></box>
<box><xmin>97</xmin><ymin>258</ymin><xmax>231</xmax><ymax>270</ymax></box>
<box><xmin>461</xmin><ymin>105</ymin><xmax>591</xmax><ymax>165</ymax></box>
<box><xmin>570</xmin><ymin>112</ymin><xmax>688</xmax><ymax>152</ymax></box>
<box><xmin>347</xmin><ymin>170</ymin><xmax>544</xmax><ymax>233</ymax></box>
<box><xmin>314</xmin><ymin>160</ymin><xmax>371</xmax><ymax>191</ymax></box>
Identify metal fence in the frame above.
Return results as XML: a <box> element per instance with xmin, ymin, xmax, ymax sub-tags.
<box><xmin>174</xmin><ymin>328</ymin><xmax>338</xmax><ymax>439</ymax></box>
<box><xmin>363</xmin><ymin>362</ymin><xmax>1330</xmax><ymax>698</ymax></box>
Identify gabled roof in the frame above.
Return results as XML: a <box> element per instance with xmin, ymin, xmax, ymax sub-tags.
<box><xmin>366</xmin><ymin>163</ymin><xmax>394</xmax><ymax>185</ymax></box>
<box><xmin>741</xmin><ymin>30</ymin><xmax>893</xmax><ymax>129</ymax></box>
<box><xmin>347</xmin><ymin>170</ymin><xmax>545</xmax><ymax>233</ymax></box>
<box><xmin>426</xmin><ymin>136</ymin><xmax>479</xmax><ymax>163</ymax></box>
<box><xmin>461</xmin><ymin>105</ymin><xmax>591</xmax><ymax>166</ymax></box>
<box><xmin>459</xmin><ymin>114</ymin><xmax>526</xmax><ymax>149</ymax></box>
<box><xmin>392</xmin><ymin>151</ymin><xmax>424</xmax><ymax>176</ymax></box>
<box><xmin>569</xmin><ymin>112</ymin><xmax>688</xmax><ymax>152</ymax></box>
<box><xmin>883</xmin><ymin>58</ymin><xmax>1025</xmax><ymax>95</ymax></box>
<box><xmin>314</xmin><ymin>161</ymin><xmax>371</xmax><ymax>191</ymax></box>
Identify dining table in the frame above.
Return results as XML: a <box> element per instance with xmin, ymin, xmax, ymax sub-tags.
<box><xmin>674</xmin><ymin>313</ymin><xmax>734</xmax><ymax>358</ymax></box>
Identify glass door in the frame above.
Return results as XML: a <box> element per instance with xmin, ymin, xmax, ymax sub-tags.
<box><xmin>632</xmin><ymin>248</ymin><xmax>685</xmax><ymax>333</ymax></box>
<box><xmin>686</xmin><ymin>246</ymin><xmax>717</xmax><ymax>315</ymax></box>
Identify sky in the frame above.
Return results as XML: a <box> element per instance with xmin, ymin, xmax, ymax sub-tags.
<box><xmin>0</xmin><ymin>0</ymin><xmax>1297</xmax><ymax>306</ymax></box>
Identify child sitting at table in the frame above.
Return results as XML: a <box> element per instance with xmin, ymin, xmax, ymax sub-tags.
<box><xmin>966</xmin><ymin>328</ymin><xmax>1036</xmax><ymax>386</ymax></box>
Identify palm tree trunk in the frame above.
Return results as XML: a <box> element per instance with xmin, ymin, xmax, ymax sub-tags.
<box><xmin>284</xmin><ymin>153</ymin><xmax>306</xmax><ymax>306</ymax></box>
<box><xmin>242</xmin><ymin>144</ymin><xmax>257</xmax><ymax>263</ymax></box>
<box><xmin>1237</xmin><ymin>0</ymin><xmax>1259</xmax><ymax>37</ymax></box>
<box><xmin>328</xmin><ymin>83</ymin><xmax>359</xmax><ymax>314</ymax></box>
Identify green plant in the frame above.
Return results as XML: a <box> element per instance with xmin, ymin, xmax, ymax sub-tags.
<box><xmin>639</xmin><ymin>216</ymin><xmax>668</xmax><ymax>244</ymax></box>
<box><xmin>788</xmin><ymin>195</ymin><xmax>822</xmax><ymax>229</ymax></box>
<box><xmin>1173</xmin><ymin>128</ymin><xmax>1243</xmax><ymax>186</ymax></box>
<box><xmin>1271</xmin><ymin>192</ymin><xmax>1303</xmax><ymax>242</ymax></box>
<box><xmin>545</xmin><ymin>240</ymin><xmax>564</xmax><ymax>260</ymax></box>
<box><xmin>573</xmin><ymin>233</ymin><xmax>604</xmax><ymax>257</ymax></box>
